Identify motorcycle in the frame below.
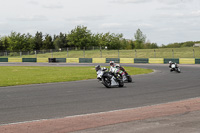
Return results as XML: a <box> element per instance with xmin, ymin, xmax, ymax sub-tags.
<box><xmin>170</xmin><ymin>64</ymin><xmax>181</xmax><ymax>73</ymax></box>
<box><xmin>96</xmin><ymin>67</ymin><xmax>124</xmax><ymax>88</ymax></box>
<box><xmin>123</xmin><ymin>74</ymin><xmax>132</xmax><ymax>82</ymax></box>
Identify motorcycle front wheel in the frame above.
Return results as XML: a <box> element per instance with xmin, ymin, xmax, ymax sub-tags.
<box><xmin>127</xmin><ymin>75</ymin><xmax>132</xmax><ymax>82</ymax></box>
<box><xmin>102</xmin><ymin>77</ymin><xmax>111</xmax><ymax>88</ymax></box>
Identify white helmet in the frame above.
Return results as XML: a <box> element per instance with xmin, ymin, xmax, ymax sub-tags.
<box><xmin>169</xmin><ymin>61</ymin><xmax>172</xmax><ymax>64</ymax></box>
<box><xmin>110</xmin><ymin>61</ymin><xmax>115</xmax><ymax>66</ymax></box>
<box><xmin>115</xmin><ymin>64</ymin><xmax>120</xmax><ymax>68</ymax></box>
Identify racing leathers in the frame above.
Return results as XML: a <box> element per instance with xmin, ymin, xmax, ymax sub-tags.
<box><xmin>169</xmin><ymin>62</ymin><xmax>178</xmax><ymax>71</ymax></box>
<box><xmin>110</xmin><ymin>64</ymin><xmax>126</xmax><ymax>81</ymax></box>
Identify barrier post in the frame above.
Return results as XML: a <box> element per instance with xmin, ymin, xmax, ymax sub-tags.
<box><xmin>100</xmin><ymin>46</ymin><xmax>102</xmax><ymax>58</ymax></box>
<box><xmin>135</xmin><ymin>49</ymin><xmax>137</xmax><ymax>58</ymax></box>
<box><xmin>193</xmin><ymin>49</ymin><xmax>195</xmax><ymax>58</ymax></box>
<box><xmin>67</xmin><ymin>47</ymin><xmax>69</xmax><ymax>58</ymax></box>
<box><xmin>118</xmin><ymin>49</ymin><xmax>120</xmax><ymax>58</ymax></box>
<box><xmin>83</xmin><ymin>47</ymin><xmax>85</xmax><ymax>58</ymax></box>
<box><xmin>35</xmin><ymin>50</ymin><xmax>37</xmax><ymax>58</ymax></box>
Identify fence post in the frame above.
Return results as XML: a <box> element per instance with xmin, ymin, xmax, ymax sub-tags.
<box><xmin>172</xmin><ymin>49</ymin><xmax>174</xmax><ymax>58</ymax></box>
<box><xmin>51</xmin><ymin>49</ymin><xmax>53</xmax><ymax>58</ymax></box>
<box><xmin>67</xmin><ymin>47</ymin><xmax>69</xmax><ymax>58</ymax></box>
<box><xmin>20</xmin><ymin>51</ymin><xmax>22</xmax><ymax>57</ymax></box>
<box><xmin>83</xmin><ymin>47</ymin><xmax>85</xmax><ymax>58</ymax></box>
<box><xmin>135</xmin><ymin>49</ymin><xmax>137</xmax><ymax>58</ymax></box>
<box><xmin>35</xmin><ymin>50</ymin><xmax>37</xmax><ymax>58</ymax></box>
<box><xmin>118</xmin><ymin>49</ymin><xmax>120</xmax><ymax>58</ymax></box>
<box><xmin>100</xmin><ymin>46</ymin><xmax>102</xmax><ymax>58</ymax></box>
<box><xmin>193</xmin><ymin>49</ymin><xmax>195</xmax><ymax>58</ymax></box>
<box><xmin>4</xmin><ymin>51</ymin><xmax>8</xmax><ymax>57</ymax></box>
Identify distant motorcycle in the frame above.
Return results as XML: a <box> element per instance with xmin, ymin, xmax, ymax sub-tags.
<box><xmin>96</xmin><ymin>66</ymin><xmax>124</xmax><ymax>88</ymax></box>
<box><xmin>170</xmin><ymin>64</ymin><xmax>181</xmax><ymax>73</ymax></box>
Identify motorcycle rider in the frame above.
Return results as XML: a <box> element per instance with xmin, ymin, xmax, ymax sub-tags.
<box><xmin>109</xmin><ymin>61</ymin><xmax>126</xmax><ymax>80</ymax></box>
<box><xmin>95</xmin><ymin>65</ymin><xmax>107</xmax><ymax>72</ymax></box>
<box><xmin>95</xmin><ymin>65</ymin><xmax>108</xmax><ymax>81</ymax></box>
<box><xmin>110</xmin><ymin>61</ymin><xmax>128</xmax><ymax>75</ymax></box>
<box><xmin>95</xmin><ymin>65</ymin><xmax>101</xmax><ymax>72</ymax></box>
<box><xmin>169</xmin><ymin>61</ymin><xmax>178</xmax><ymax>71</ymax></box>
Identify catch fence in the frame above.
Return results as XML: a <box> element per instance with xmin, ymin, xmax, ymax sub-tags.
<box><xmin>0</xmin><ymin>47</ymin><xmax>200</xmax><ymax>58</ymax></box>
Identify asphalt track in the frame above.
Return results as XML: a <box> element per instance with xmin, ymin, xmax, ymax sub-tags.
<box><xmin>0</xmin><ymin>63</ymin><xmax>200</xmax><ymax>128</ymax></box>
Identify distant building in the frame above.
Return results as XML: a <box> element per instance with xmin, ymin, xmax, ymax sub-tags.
<box><xmin>193</xmin><ymin>43</ymin><xmax>200</xmax><ymax>47</ymax></box>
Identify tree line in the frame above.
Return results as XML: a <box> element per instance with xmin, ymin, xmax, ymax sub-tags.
<box><xmin>161</xmin><ymin>41</ymin><xmax>200</xmax><ymax>48</ymax></box>
<box><xmin>1</xmin><ymin>25</ymin><xmax>198</xmax><ymax>52</ymax></box>
<box><xmin>0</xmin><ymin>26</ymin><xmax>159</xmax><ymax>52</ymax></box>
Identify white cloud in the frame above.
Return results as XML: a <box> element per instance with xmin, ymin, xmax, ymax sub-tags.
<box><xmin>191</xmin><ymin>10</ymin><xmax>200</xmax><ymax>17</ymax></box>
<box><xmin>0</xmin><ymin>0</ymin><xmax>200</xmax><ymax>45</ymax></box>
<box><xmin>7</xmin><ymin>15</ymin><xmax>48</xmax><ymax>21</ymax></box>
<box><xmin>156</xmin><ymin>0</ymin><xmax>194</xmax><ymax>5</ymax></box>
<box><xmin>111</xmin><ymin>0</ymin><xmax>151</xmax><ymax>4</ymax></box>
<box><xmin>28</xmin><ymin>0</ymin><xmax>39</xmax><ymax>5</ymax></box>
<box><xmin>101</xmin><ymin>23</ymin><xmax>123</xmax><ymax>28</ymax></box>
<box><xmin>42</xmin><ymin>4</ymin><xmax>64</xmax><ymax>9</ymax></box>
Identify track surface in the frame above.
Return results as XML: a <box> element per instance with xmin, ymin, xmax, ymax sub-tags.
<box><xmin>0</xmin><ymin>63</ymin><xmax>200</xmax><ymax>125</ymax></box>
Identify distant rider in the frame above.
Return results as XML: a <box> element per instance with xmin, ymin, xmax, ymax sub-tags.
<box><xmin>169</xmin><ymin>61</ymin><xmax>178</xmax><ymax>71</ymax></box>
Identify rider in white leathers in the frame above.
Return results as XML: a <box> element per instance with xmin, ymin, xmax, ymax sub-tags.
<box><xmin>109</xmin><ymin>61</ymin><xmax>126</xmax><ymax>81</ymax></box>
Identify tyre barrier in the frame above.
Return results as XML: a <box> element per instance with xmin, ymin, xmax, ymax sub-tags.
<box><xmin>0</xmin><ymin>58</ymin><xmax>199</xmax><ymax>64</ymax></box>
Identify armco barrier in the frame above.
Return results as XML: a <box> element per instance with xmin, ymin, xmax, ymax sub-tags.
<box><xmin>0</xmin><ymin>58</ymin><xmax>8</xmax><ymax>62</ymax></box>
<box><xmin>92</xmin><ymin>58</ymin><xmax>106</xmax><ymax>63</ymax></box>
<box><xmin>134</xmin><ymin>58</ymin><xmax>148</xmax><ymax>63</ymax></box>
<box><xmin>55</xmin><ymin>58</ymin><xmax>66</xmax><ymax>63</ymax></box>
<box><xmin>37</xmin><ymin>58</ymin><xmax>48</xmax><ymax>63</ymax></box>
<box><xmin>195</xmin><ymin>59</ymin><xmax>200</xmax><ymax>64</ymax></box>
<box><xmin>106</xmin><ymin>58</ymin><xmax>120</xmax><ymax>63</ymax></box>
<box><xmin>120</xmin><ymin>58</ymin><xmax>134</xmax><ymax>63</ymax></box>
<box><xmin>8</xmin><ymin>58</ymin><xmax>22</xmax><ymax>62</ymax></box>
<box><xmin>2</xmin><ymin>58</ymin><xmax>200</xmax><ymax>64</ymax></box>
<box><xmin>22</xmin><ymin>58</ymin><xmax>37</xmax><ymax>62</ymax></box>
<box><xmin>79</xmin><ymin>58</ymin><xmax>92</xmax><ymax>63</ymax></box>
<box><xmin>149</xmin><ymin>58</ymin><xmax>164</xmax><ymax>64</ymax></box>
<box><xmin>164</xmin><ymin>58</ymin><xmax>179</xmax><ymax>64</ymax></box>
<box><xmin>179</xmin><ymin>58</ymin><xmax>195</xmax><ymax>64</ymax></box>
<box><xmin>66</xmin><ymin>58</ymin><xmax>79</xmax><ymax>63</ymax></box>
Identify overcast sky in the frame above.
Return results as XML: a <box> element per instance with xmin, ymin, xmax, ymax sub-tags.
<box><xmin>0</xmin><ymin>0</ymin><xmax>200</xmax><ymax>45</ymax></box>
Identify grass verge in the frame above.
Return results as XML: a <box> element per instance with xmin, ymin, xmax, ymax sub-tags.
<box><xmin>0</xmin><ymin>66</ymin><xmax>153</xmax><ymax>87</ymax></box>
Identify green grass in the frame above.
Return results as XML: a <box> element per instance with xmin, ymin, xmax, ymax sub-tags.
<box><xmin>1</xmin><ymin>47</ymin><xmax>200</xmax><ymax>58</ymax></box>
<box><xmin>0</xmin><ymin>66</ymin><xmax>153</xmax><ymax>87</ymax></box>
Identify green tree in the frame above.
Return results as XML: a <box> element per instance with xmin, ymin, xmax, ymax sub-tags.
<box><xmin>7</xmin><ymin>32</ymin><xmax>28</xmax><ymax>51</ymax></box>
<box><xmin>25</xmin><ymin>33</ymin><xmax>35</xmax><ymax>51</ymax></box>
<box><xmin>53</xmin><ymin>32</ymin><xmax>68</xmax><ymax>49</ymax></box>
<box><xmin>43</xmin><ymin>34</ymin><xmax>54</xmax><ymax>49</ymax></box>
<box><xmin>67</xmin><ymin>25</ymin><xmax>92</xmax><ymax>48</ymax></box>
<box><xmin>34</xmin><ymin>31</ymin><xmax>43</xmax><ymax>50</ymax></box>
<box><xmin>134</xmin><ymin>29</ymin><xmax>146</xmax><ymax>49</ymax></box>
<box><xmin>0</xmin><ymin>37</ymin><xmax>3</xmax><ymax>50</ymax></box>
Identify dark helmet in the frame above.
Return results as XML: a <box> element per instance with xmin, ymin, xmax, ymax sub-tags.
<box><xmin>95</xmin><ymin>65</ymin><xmax>101</xmax><ymax>72</ymax></box>
<box><xmin>110</xmin><ymin>61</ymin><xmax>115</xmax><ymax>66</ymax></box>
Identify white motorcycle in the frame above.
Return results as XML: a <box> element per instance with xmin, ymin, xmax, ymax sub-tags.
<box><xmin>96</xmin><ymin>66</ymin><xmax>124</xmax><ymax>88</ymax></box>
<box><xmin>170</xmin><ymin>64</ymin><xmax>181</xmax><ymax>73</ymax></box>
